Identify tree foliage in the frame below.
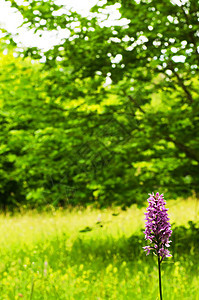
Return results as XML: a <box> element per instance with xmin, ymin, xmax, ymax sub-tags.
<box><xmin>0</xmin><ymin>0</ymin><xmax>199</xmax><ymax>209</ymax></box>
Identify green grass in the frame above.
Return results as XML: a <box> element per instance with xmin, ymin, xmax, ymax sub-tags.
<box><xmin>0</xmin><ymin>197</ymin><xmax>198</xmax><ymax>299</ymax></box>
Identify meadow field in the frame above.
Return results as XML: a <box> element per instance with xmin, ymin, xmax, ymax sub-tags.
<box><xmin>0</xmin><ymin>197</ymin><xmax>198</xmax><ymax>300</ymax></box>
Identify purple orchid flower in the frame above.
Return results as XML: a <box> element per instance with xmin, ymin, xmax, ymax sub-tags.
<box><xmin>143</xmin><ymin>192</ymin><xmax>172</xmax><ymax>261</ymax></box>
<box><xmin>143</xmin><ymin>192</ymin><xmax>172</xmax><ymax>300</ymax></box>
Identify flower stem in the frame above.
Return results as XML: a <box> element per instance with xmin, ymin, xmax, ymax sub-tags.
<box><xmin>158</xmin><ymin>255</ymin><xmax>163</xmax><ymax>300</ymax></box>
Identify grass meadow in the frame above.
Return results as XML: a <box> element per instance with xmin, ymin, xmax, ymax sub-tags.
<box><xmin>0</xmin><ymin>197</ymin><xmax>198</xmax><ymax>299</ymax></box>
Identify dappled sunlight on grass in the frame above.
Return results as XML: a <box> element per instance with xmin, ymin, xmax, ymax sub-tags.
<box><xmin>0</xmin><ymin>196</ymin><xmax>198</xmax><ymax>246</ymax></box>
<box><xmin>168</xmin><ymin>196</ymin><xmax>199</xmax><ymax>226</ymax></box>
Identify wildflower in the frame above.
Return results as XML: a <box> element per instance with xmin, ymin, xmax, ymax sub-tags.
<box><xmin>143</xmin><ymin>192</ymin><xmax>172</xmax><ymax>300</ymax></box>
<box><xmin>143</xmin><ymin>192</ymin><xmax>172</xmax><ymax>261</ymax></box>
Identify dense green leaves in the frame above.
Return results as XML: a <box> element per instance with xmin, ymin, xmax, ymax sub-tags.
<box><xmin>0</xmin><ymin>0</ymin><xmax>199</xmax><ymax>209</ymax></box>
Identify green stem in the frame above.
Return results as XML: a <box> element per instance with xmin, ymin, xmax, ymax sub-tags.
<box><xmin>158</xmin><ymin>255</ymin><xmax>163</xmax><ymax>300</ymax></box>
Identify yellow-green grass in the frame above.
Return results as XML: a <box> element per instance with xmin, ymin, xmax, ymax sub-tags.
<box><xmin>0</xmin><ymin>197</ymin><xmax>198</xmax><ymax>299</ymax></box>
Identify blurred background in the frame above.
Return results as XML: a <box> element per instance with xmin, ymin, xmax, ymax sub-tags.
<box><xmin>0</xmin><ymin>0</ymin><xmax>199</xmax><ymax>210</ymax></box>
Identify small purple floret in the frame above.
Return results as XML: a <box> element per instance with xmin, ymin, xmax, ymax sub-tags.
<box><xmin>143</xmin><ymin>192</ymin><xmax>172</xmax><ymax>261</ymax></box>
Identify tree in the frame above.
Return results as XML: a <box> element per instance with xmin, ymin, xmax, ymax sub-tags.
<box><xmin>1</xmin><ymin>0</ymin><xmax>199</xmax><ymax>207</ymax></box>
<box><xmin>0</xmin><ymin>47</ymin><xmax>76</xmax><ymax>209</ymax></box>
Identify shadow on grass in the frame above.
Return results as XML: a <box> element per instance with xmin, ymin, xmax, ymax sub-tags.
<box><xmin>68</xmin><ymin>221</ymin><xmax>199</xmax><ymax>265</ymax></box>
<box><xmin>19</xmin><ymin>221</ymin><xmax>198</xmax><ymax>272</ymax></box>
<box><xmin>171</xmin><ymin>221</ymin><xmax>199</xmax><ymax>259</ymax></box>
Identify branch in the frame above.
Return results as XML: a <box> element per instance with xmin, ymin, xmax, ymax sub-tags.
<box><xmin>167</xmin><ymin>64</ymin><xmax>194</xmax><ymax>104</ymax></box>
<box><xmin>165</xmin><ymin>136</ymin><xmax>199</xmax><ymax>163</ymax></box>
<box><xmin>127</xmin><ymin>95</ymin><xmax>146</xmax><ymax>114</ymax></box>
